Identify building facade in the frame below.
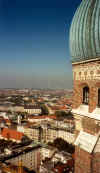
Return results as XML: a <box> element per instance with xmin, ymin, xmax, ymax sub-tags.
<box><xmin>24</xmin><ymin>125</ymin><xmax>40</xmax><ymax>142</ymax></box>
<box><xmin>23</xmin><ymin>123</ymin><xmax>75</xmax><ymax>144</ymax></box>
<box><xmin>24</xmin><ymin>105</ymin><xmax>42</xmax><ymax>115</ymax></box>
<box><xmin>6</xmin><ymin>145</ymin><xmax>41</xmax><ymax>172</ymax></box>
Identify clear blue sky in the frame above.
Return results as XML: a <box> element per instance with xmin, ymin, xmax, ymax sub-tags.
<box><xmin>0</xmin><ymin>0</ymin><xmax>81</xmax><ymax>89</ymax></box>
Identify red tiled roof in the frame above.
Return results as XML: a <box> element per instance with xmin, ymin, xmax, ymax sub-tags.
<box><xmin>1</xmin><ymin>128</ymin><xmax>24</xmax><ymax>141</ymax></box>
<box><xmin>72</xmin><ymin>153</ymin><xmax>75</xmax><ymax>160</ymax></box>
<box><xmin>28</xmin><ymin>115</ymin><xmax>57</xmax><ymax>120</ymax></box>
<box><xmin>60</xmin><ymin>106</ymin><xmax>67</xmax><ymax>110</ymax></box>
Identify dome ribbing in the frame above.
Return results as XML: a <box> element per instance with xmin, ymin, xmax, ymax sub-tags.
<box><xmin>70</xmin><ymin>0</ymin><xmax>100</xmax><ymax>63</ymax></box>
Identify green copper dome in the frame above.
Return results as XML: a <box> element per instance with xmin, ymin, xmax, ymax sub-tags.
<box><xmin>70</xmin><ymin>0</ymin><xmax>100</xmax><ymax>63</ymax></box>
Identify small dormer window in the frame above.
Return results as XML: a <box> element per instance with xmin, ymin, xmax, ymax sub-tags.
<box><xmin>98</xmin><ymin>89</ymin><xmax>100</xmax><ymax>107</ymax></box>
<box><xmin>83</xmin><ymin>86</ymin><xmax>89</xmax><ymax>105</ymax></box>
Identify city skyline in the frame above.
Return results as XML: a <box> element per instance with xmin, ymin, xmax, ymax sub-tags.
<box><xmin>0</xmin><ymin>0</ymin><xmax>81</xmax><ymax>89</ymax></box>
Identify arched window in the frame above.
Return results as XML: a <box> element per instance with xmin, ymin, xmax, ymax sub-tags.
<box><xmin>98</xmin><ymin>89</ymin><xmax>100</xmax><ymax>107</ymax></box>
<box><xmin>83</xmin><ymin>86</ymin><xmax>89</xmax><ymax>105</ymax></box>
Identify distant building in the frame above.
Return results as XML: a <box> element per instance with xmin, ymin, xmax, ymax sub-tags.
<box><xmin>28</xmin><ymin>115</ymin><xmax>57</xmax><ymax>123</ymax></box>
<box><xmin>0</xmin><ymin>142</ymin><xmax>41</xmax><ymax>172</ymax></box>
<box><xmin>47</xmin><ymin>127</ymin><xmax>75</xmax><ymax>143</ymax></box>
<box><xmin>41</xmin><ymin>145</ymin><xmax>57</xmax><ymax>160</ymax></box>
<box><xmin>22</xmin><ymin>118</ymin><xmax>75</xmax><ymax>144</ymax></box>
<box><xmin>24</xmin><ymin>124</ymin><xmax>40</xmax><ymax>142</ymax></box>
<box><xmin>24</xmin><ymin>105</ymin><xmax>42</xmax><ymax>115</ymax></box>
<box><xmin>6</xmin><ymin>145</ymin><xmax>41</xmax><ymax>172</ymax></box>
<box><xmin>40</xmin><ymin>149</ymin><xmax>74</xmax><ymax>173</ymax></box>
<box><xmin>0</xmin><ymin>128</ymin><xmax>28</xmax><ymax>143</ymax></box>
<box><xmin>0</xmin><ymin>105</ymin><xmax>24</xmax><ymax>112</ymax></box>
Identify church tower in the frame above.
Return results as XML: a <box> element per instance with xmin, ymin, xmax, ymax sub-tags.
<box><xmin>70</xmin><ymin>0</ymin><xmax>100</xmax><ymax>172</ymax></box>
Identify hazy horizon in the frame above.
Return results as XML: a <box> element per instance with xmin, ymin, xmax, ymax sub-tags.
<box><xmin>0</xmin><ymin>0</ymin><xmax>81</xmax><ymax>89</ymax></box>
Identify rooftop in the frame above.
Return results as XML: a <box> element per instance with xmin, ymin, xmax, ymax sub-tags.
<box><xmin>1</xmin><ymin>128</ymin><xmax>24</xmax><ymax>141</ymax></box>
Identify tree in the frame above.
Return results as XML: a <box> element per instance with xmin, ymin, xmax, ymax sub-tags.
<box><xmin>55</xmin><ymin>111</ymin><xmax>74</xmax><ymax>120</ymax></box>
<box><xmin>50</xmin><ymin>138</ymin><xmax>75</xmax><ymax>154</ymax></box>
<box><xmin>55</xmin><ymin>111</ymin><xmax>65</xmax><ymax>120</ymax></box>
<box><xmin>7</xmin><ymin>110</ymin><xmax>12</xmax><ymax>114</ymax></box>
<box><xmin>40</xmin><ymin>104</ymin><xmax>49</xmax><ymax>115</ymax></box>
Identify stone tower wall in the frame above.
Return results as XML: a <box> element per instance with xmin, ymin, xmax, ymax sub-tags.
<box><xmin>72</xmin><ymin>60</ymin><xmax>100</xmax><ymax>113</ymax></box>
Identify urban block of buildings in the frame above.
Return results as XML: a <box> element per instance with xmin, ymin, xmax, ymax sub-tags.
<box><xmin>17</xmin><ymin>115</ymin><xmax>75</xmax><ymax>144</ymax></box>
